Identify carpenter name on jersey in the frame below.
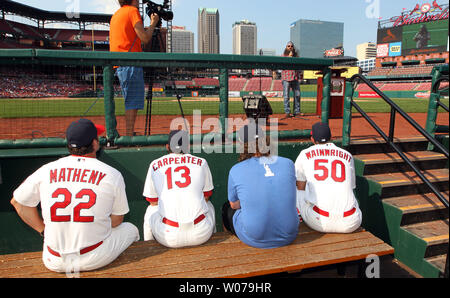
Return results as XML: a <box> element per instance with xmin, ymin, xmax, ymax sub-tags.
<box><xmin>152</xmin><ymin>155</ymin><xmax>203</xmax><ymax>171</ymax></box>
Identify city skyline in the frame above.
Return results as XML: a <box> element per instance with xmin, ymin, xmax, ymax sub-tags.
<box><xmin>7</xmin><ymin>0</ymin><xmax>450</xmax><ymax>56</ymax></box>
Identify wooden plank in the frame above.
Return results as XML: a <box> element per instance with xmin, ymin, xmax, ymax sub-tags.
<box><xmin>81</xmin><ymin>232</ymin><xmax>390</xmax><ymax>278</ymax></box>
<box><xmin>383</xmin><ymin>192</ymin><xmax>449</xmax><ymax>214</ymax></box>
<box><xmin>169</xmin><ymin>243</ymin><xmax>394</xmax><ymax>278</ymax></box>
<box><xmin>354</xmin><ymin>151</ymin><xmax>446</xmax><ymax>165</ymax></box>
<box><xmin>366</xmin><ymin>169</ymin><xmax>449</xmax><ymax>187</ymax></box>
<box><xmin>402</xmin><ymin>219</ymin><xmax>449</xmax><ymax>245</ymax></box>
<box><xmin>0</xmin><ymin>228</ymin><xmax>393</xmax><ymax>278</ymax></box>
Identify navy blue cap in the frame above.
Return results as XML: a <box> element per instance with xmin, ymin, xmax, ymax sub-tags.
<box><xmin>66</xmin><ymin>119</ymin><xmax>105</xmax><ymax>148</ymax></box>
<box><xmin>311</xmin><ymin>122</ymin><xmax>331</xmax><ymax>143</ymax></box>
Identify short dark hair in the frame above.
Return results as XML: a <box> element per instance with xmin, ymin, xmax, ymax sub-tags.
<box><xmin>118</xmin><ymin>0</ymin><xmax>133</xmax><ymax>6</ymax></box>
<box><xmin>67</xmin><ymin>137</ymin><xmax>97</xmax><ymax>156</ymax></box>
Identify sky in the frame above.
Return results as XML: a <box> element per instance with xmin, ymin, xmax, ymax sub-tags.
<box><xmin>8</xmin><ymin>0</ymin><xmax>450</xmax><ymax>56</ymax></box>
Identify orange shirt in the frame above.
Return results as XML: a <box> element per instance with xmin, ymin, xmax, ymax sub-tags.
<box><xmin>109</xmin><ymin>5</ymin><xmax>142</xmax><ymax>52</ymax></box>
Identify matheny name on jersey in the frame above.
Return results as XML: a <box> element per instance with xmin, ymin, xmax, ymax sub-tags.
<box><xmin>49</xmin><ymin>168</ymin><xmax>107</xmax><ymax>185</ymax></box>
<box><xmin>305</xmin><ymin>147</ymin><xmax>352</xmax><ymax>163</ymax></box>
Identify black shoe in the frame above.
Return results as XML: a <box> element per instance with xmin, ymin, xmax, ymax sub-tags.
<box><xmin>282</xmin><ymin>113</ymin><xmax>292</xmax><ymax>119</ymax></box>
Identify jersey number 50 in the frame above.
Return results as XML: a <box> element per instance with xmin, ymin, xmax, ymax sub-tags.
<box><xmin>314</xmin><ymin>159</ymin><xmax>346</xmax><ymax>182</ymax></box>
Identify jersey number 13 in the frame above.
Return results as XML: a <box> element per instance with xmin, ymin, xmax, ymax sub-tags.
<box><xmin>165</xmin><ymin>166</ymin><xmax>192</xmax><ymax>189</ymax></box>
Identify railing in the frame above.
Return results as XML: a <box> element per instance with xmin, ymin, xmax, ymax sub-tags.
<box><xmin>0</xmin><ymin>49</ymin><xmax>333</xmax><ymax>148</ymax></box>
<box><xmin>425</xmin><ymin>64</ymin><xmax>449</xmax><ymax>151</ymax></box>
<box><xmin>342</xmin><ymin>72</ymin><xmax>449</xmax><ymax>278</ymax></box>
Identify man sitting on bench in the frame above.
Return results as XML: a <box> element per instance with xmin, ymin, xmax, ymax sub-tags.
<box><xmin>142</xmin><ymin>130</ymin><xmax>216</xmax><ymax>248</ymax></box>
<box><xmin>295</xmin><ymin>122</ymin><xmax>362</xmax><ymax>233</ymax></box>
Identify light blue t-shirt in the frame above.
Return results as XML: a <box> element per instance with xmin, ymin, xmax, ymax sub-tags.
<box><xmin>228</xmin><ymin>156</ymin><xmax>299</xmax><ymax>248</ymax></box>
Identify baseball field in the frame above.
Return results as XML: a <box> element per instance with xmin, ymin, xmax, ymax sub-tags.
<box><xmin>0</xmin><ymin>95</ymin><xmax>448</xmax><ymax>140</ymax></box>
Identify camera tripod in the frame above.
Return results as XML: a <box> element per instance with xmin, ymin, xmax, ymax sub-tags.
<box><xmin>144</xmin><ymin>29</ymin><xmax>188</xmax><ymax>135</ymax></box>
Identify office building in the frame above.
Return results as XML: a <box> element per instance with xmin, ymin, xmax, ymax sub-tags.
<box><xmin>198</xmin><ymin>8</ymin><xmax>220</xmax><ymax>54</ymax></box>
<box><xmin>232</xmin><ymin>20</ymin><xmax>257</xmax><ymax>55</ymax></box>
<box><xmin>357</xmin><ymin>58</ymin><xmax>376</xmax><ymax>73</ymax></box>
<box><xmin>172</xmin><ymin>26</ymin><xmax>194</xmax><ymax>53</ymax></box>
<box><xmin>356</xmin><ymin>42</ymin><xmax>377</xmax><ymax>61</ymax></box>
<box><xmin>289</xmin><ymin>19</ymin><xmax>344</xmax><ymax>58</ymax></box>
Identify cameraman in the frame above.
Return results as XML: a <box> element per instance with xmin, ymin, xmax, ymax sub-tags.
<box><xmin>110</xmin><ymin>0</ymin><xmax>159</xmax><ymax>136</ymax></box>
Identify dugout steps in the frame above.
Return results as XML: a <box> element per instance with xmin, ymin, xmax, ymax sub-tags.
<box><xmin>349</xmin><ymin>136</ymin><xmax>449</xmax><ymax>277</ymax></box>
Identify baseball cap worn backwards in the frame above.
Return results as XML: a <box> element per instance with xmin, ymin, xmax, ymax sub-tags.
<box><xmin>311</xmin><ymin>122</ymin><xmax>331</xmax><ymax>143</ymax></box>
<box><xmin>66</xmin><ymin>118</ymin><xmax>105</xmax><ymax>148</ymax></box>
<box><xmin>168</xmin><ymin>130</ymin><xmax>189</xmax><ymax>153</ymax></box>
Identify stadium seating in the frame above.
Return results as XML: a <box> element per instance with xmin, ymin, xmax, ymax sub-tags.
<box><xmin>272</xmin><ymin>79</ymin><xmax>283</xmax><ymax>91</ymax></box>
<box><xmin>0</xmin><ymin>69</ymin><xmax>92</xmax><ymax>98</ymax></box>
<box><xmin>244</xmin><ymin>77</ymin><xmax>272</xmax><ymax>91</ymax></box>
<box><xmin>367</xmin><ymin>67</ymin><xmax>393</xmax><ymax>77</ymax></box>
<box><xmin>380</xmin><ymin>82</ymin><xmax>419</xmax><ymax>91</ymax></box>
<box><xmin>368</xmin><ymin>65</ymin><xmax>436</xmax><ymax>78</ymax></box>
<box><xmin>228</xmin><ymin>78</ymin><xmax>247</xmax><ymax>91</ymax></box>
<box><xmin>193</xmin><ymin>77</ymin><xmax>219</xmax><ymax>86</ymax></box>
<box><xmin>415</xmin><ymin>82</ymin><xmax>432</xmax><ymax>91</ymax></box>
<box><xmin>174</xmin><ymin>80</ymin><xmax>194</xmax><ymax>86</ymax></box>
<box><xmin>355</xmin><ymin>82</ymin><xmax>385</xmax><ymax>91</ymax></box>
<box><xmin>389</xmin><ymin>65</ymin><xmax>434</xmax><ymax>77</ymax></box>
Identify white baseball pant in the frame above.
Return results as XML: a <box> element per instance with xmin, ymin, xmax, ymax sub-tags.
<box><xmin>42</xmin><ymin>222</ymin><xmax>139</xmax><ymax>274</ymax></box>
<box><xmin>296</xmin><ymin>190</ymin><xmax>362</xmax><ymax>233</ymax></box>
<box><xmin>143</xmin><ymin>201</ymin><xmax>216</xmax><ymax>248</ymax></box>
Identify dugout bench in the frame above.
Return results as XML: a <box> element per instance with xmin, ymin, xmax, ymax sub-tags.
<box><xmin>0</xmin><ymin>224</ymin><xmax>393</xmax><ymax>278</ymax></box>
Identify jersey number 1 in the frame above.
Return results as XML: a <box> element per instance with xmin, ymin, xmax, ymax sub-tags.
<box><xmin>165</xmin><ymin>166</ymin><xmax>191</xmax><ymax>189</ymax></box>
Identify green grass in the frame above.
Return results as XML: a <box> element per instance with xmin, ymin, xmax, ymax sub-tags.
<box><xmin>0</xmin><ymin>96</ymin><xmax>448</xmax><ymax>118</ymax></box>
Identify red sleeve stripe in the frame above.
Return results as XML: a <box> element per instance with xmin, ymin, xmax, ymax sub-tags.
<box><xmin>145</xmin><ymin>197</ymin><xmax>158</xmax><ymax>203</ymax></box>
<box><xmin>204</xmin><ymin>190</ymin><xmax>213</xmax><ymax>197</ymax></box>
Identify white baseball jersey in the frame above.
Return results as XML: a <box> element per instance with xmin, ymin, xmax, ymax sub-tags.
<box><xmin>13</xmin><ymin>155</ymin><xmax>130</xmax><ymax>255</ymax></box>
<box><xmin>295</xmin><ymin>142</ymin><xmax>357</xmax><ymax>216</ymax></box>
<box><xmin>143</xmin><ymin>153</ymin><xmax>214</xmax><ymax>223</ymax></box>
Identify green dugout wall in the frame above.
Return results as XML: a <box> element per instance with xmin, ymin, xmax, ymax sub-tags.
<box><xmin>0</xmin><ymin>49</ymin><xmax>336</xmax><ymax>254</ymax></box>
<box><xmin>0</xmin><ymin>141</ymin><xmax>323</xmax><ymax>254</ymax></box>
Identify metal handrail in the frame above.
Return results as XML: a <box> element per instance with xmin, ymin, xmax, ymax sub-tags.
<box><xmin>349</xmin><ymin>74</ymin><xmax>449</xmax><ymax>159</ymax></box>
<box><xmin>432</xmin><ymin>77</ymin><xmax>449</xmax><ymax>113</ymax></box>
<box><xmin>345</xmin><ymin>73</ymin><xmax>449</xmax><ymax>278</ymax></box>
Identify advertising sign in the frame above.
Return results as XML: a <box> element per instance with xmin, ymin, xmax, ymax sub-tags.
<box><xmin>376</xmin><ymin>43</ymin><xmax>389</xmax><ymax>57</ymax></box>
<box><xmin>389</xmin><ymin>42</ymin><xmax>402</xmax><ymax>56</ymax></box>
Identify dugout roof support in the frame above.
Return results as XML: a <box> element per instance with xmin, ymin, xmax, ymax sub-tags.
<box><xmin>0</xmin><ymin>0</ymin><xmax>111</xmax><ymax>28</ymax></box>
